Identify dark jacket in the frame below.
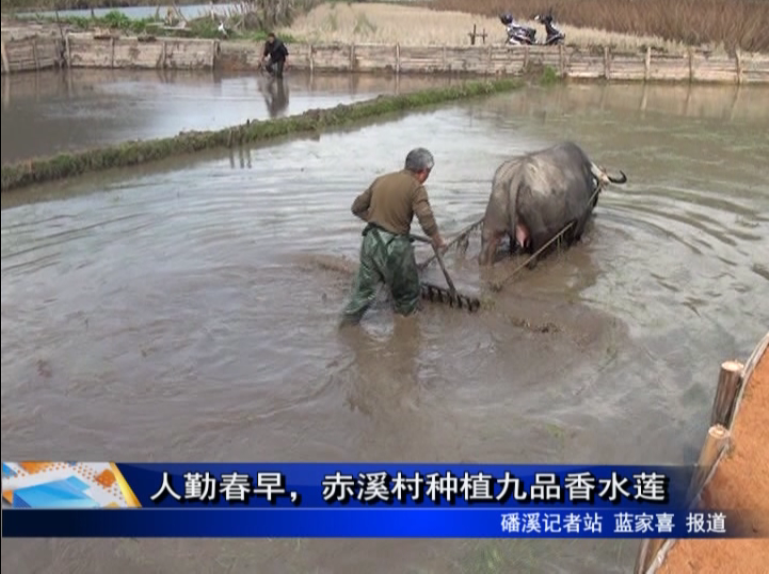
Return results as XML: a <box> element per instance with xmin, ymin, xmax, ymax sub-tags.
<box><xmin>263</xmin><ymin>38</ymin><xmax>289</xmax><ymax>63</ymax></box>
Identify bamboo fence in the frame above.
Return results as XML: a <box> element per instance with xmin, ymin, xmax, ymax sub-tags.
<box><xmin>633</xmin><ymin>331</ymin><xmax>769</xmax><ymax>574</ymax></box>
<box><xmin>2</xmin><ymin>32</ymin><xmax>769</xmax><ymax>84</ymax></box>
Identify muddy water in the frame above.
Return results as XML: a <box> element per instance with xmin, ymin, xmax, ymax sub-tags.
<box><xmin>1</xmin><ymin>68</ymin><xmax>456</xmax><ymax>163</ymax></box>
<box><xmin>2</xmin><ymin>80</ymin><xmax>768</xmax><ymax>574</ymax></box>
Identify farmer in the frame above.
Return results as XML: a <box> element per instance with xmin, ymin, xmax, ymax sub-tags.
<box><xmin>339</xmin><ymin>148</ymin><xmax>447</xmax><ymax>327</ymax></box>
<box><xmin>262</xmin><ymin>32</ymin><xmax>289</xmax><ymax>78</ymax></box>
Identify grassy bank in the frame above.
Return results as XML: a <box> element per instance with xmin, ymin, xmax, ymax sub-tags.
<box><xmin>1</xmin><ymin>77</ymin><xmax>529</xmax><ymax>193</ymax></box>
<box><xmin>427</xmin><ymin>0</ymin><xmax>769</xmax><ymax>53</ymax></box>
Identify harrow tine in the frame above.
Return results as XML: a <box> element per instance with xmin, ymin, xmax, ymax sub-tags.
<box><xmin>420</xmin><ymin>282</ymin><xmax>481</xmax><ymax>313</ymax></box>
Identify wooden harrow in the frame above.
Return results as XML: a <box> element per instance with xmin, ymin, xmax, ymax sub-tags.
<box><xmin>413</xmin><ymin>217</ymin><xmax>485</xmax><ymax>313</ymax></box>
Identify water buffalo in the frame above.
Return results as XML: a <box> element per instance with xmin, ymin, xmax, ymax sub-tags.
<box><xmin>479</xmin><ymin>141</ymin><xmax>627</xmax><ymax>266</ymax></box>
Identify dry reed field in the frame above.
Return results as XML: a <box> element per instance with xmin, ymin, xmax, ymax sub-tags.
<box><xmin>278</xmin><ymin>2</ymin><xmax>725</xmax><ymax>53</ymax></box>
<box><xmin>429</xmin><ymin>0</ymin><xmax>769</xmax><ymax>53</ymax></box>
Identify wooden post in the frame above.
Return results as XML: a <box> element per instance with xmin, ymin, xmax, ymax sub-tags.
<box><xmin>161</xmin><ymin>40</ymin><xmax>167</xmax><ymax>69</ymax></box>
<box><xmin>308</xmin><ymin>44</ymin><xmax>314</xmax><ymax>74</ymax></box>
<box><xmin>480</xmin><ymin>28</ymin><xmax>488</xmax><ymax>45</ymax></box>
<box><xmin>644</xmin><ymin>46</ymin><xmax>651</xmax><ymax>82</ymax></box>
<box><xmin>2</xmin><ymin>71</ymin><xmax>9</xmax><ymax>107</ymax></box>
<box><xmin>210</xmin><ymin>40</ymin><xmax>216</xmax><ymax>69</ymax></box>
<box><xmin>603</xmin><ymin>45</ymin><xmax>611</xmax><ymax>80</ymax></box>
<box><xmin>735</xmin><ymin>48</ymin><xmax>743</xmax><ymax>85</ymax></box>
<box><xmin>710</xmin><ymin>360</ymin><xmax>744</xmax><ymax>427</ymax></box>
<box><xmin>558</xmin><ymin>43</ymin><xmax>565</xmax><ymax>77</ymax></box>
<box><xmin>32</xmin><ymin>38</ymin><xmax>39</xmax><ymax>71</ymax></box>
<box><xmin>65</xmin><ymin>33</ymin><xmax>72</xmax><ymax>68</ymax></box>
<box><xmin>468</xmin><ymin>24</ymin><xmax>477</xmax><ymax>46</ymax></box>
<box><xmin>635</xmin><ymin>538</ymin><xmax>667</xmax><ymax>574</ymax></box>
<box><xmin>687</xmin><ymin>46</ymin><xmax>694</xmax><ymax>83</ymax></box>
<box><xmin>686</xmin><ymin>424</ymin><xmax>730</xmax><ymax>504</ymax></box>
<box><xmin>395</xmin><ymin>43</ymin><xmax>401</xmax><ymax>75</ymax></box>
<box><xmin>110</xmin><ymin>36</ymin><xmax>115</xmax><ymax>68</ymax></box>
<box><xmin>349</xmin><ymin>43</ymin><xmax>355</xmax><ymax>72</ymax></box>
<box><xmin>1</xmin><ymin>40</ymin><xmax>9</xmax><ymax>74</ymax></box>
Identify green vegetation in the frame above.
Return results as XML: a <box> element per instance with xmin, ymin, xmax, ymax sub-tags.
<box><xmin>5</xmin><ymin>1</ymin><xmax>321</xmax><ymax>42</ymax></box>
<box><xmin>22</xmin><ymin>9</ymin><xmax>301</xmax><ymax>41</ymax></box>
<box><xmin>428</xmin><ymin>0</ymin><xmax>769</xmax><ymax>53</ymax></box>
<box><xmin>1</xmin><ymin>77</ymin><xmax>532</xmax><ymax>193</ymax></box>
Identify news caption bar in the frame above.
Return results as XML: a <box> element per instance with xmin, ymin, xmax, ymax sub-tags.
<box><xmin>1</xmin><ymin>462</ymin><xmax>756</xmax><ymax>538</ymax></box>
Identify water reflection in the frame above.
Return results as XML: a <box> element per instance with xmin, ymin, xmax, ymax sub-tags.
<box><xmin>1</xmin><ymin>69</ymin><xmax>455</xmax><ymax>164</ymax></box>
<box><xmin>257</xmin><ymin>75</ymin><xmax>290</xmax><ymax>118</ymax></box>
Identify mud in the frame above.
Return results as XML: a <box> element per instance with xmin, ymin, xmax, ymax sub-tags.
<box><xmin>2</xmin><ymin>80</ymin><xmax>769</xmax><ymax>573</ymax></box>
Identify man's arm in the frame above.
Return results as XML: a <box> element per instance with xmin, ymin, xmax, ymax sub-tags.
<box><xmin>351</xmin><ymin>183</ymin><xmax>374</xmax><ymax>222</ymax></box>
<box><xmin>413</xmin><ymin>185</ymin><xmax>444</xmax><ymax>246</ymax></box>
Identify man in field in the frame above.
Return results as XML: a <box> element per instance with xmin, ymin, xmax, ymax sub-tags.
<box><xmin>262</xmin><ymin>32</ymin><xmax>289</xmax><ymax>78</ymax></box>
<box><xmin>340</xmin><ymin>148</ymin><xmax>447</xmax><ymax>326</ymax></box>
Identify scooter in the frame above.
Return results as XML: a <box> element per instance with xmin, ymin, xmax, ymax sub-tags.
<box><xmin>534</xmin><ymin>13</ymin><xmax>565</xmax><ymax>46</ymax></box>
<box><xmin>499</xmin><ymin>13</ymin><xmax>536</xmax><ymax>46</ymax></box>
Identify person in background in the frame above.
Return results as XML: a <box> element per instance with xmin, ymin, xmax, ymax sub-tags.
<box><xmin>339</xmin><ymin>148</ymin><xmax>447</xmax><ymax>327</ymax></box>
<box><xmin>262</xmin><ymin>33</ymin><xmax>289</xmax><ymax>78</ymax></box>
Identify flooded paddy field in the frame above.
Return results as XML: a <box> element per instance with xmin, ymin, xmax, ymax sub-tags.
<box><xmin>2</xmin><ymin>80</ymin><xmax>768</xmax><ymax>573</ymax></box>
<box><xmin>1</xmin><ymin>68</ymin><xmax>456</xmax><ymax>164</ymax></box>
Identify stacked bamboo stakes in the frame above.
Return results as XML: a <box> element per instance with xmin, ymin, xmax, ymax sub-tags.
<box><xmin>634</xmin><ymin>331</ymin><xmax>769</xmax><ymax>574</ymax></box>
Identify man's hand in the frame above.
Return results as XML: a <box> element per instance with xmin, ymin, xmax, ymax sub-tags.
<box><xmin>432</xmin><ymin>233</ymin><xmax>447</xmax><ymax>250</ymax></box>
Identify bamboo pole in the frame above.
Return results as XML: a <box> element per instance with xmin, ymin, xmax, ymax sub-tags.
<box><xmin>636</xmin><ymin>538</ymin><xmax>667</xmax><ymax>574</ymax></box>
<box><xmin>635</xmin><ymin>424</ymin><xmax>731</xmax><ymax>574</ymax></box>
<box><xmin>603</xmin><ymin>45</ymin><xmax>611</xmax><ymax>80</ymax></box>
<box><xmin>731</xmin><ymin>332</ymin><xmax>769</xmax><ymax>424</ymax></box>
<box><xmin>349</xmin><ymin>43</ymin><xmax>355</xmax><ymax>72</ymax></box>
<box><xmin>65</xmin><ymin>33</ymin><xmax>72</xmax><ymax>68</ymax></box>
<box><xmin>395</xmin><ymin>43</ymin><xmax>401</xmax><ymax>74</ymax></box>
<box><xmin>686</xmin><ymin>424</ymin><xmax>730</xmax><ymax>504</ymax></box>
<box><xmin>735</xmin><ymin>48</ymin><xmax>743</xmax><ymax>85</ymax></box>
<box><xmin>710</xmin><ymin>360</ymin><xmax>744</xmax><ymax>427</ymax></box>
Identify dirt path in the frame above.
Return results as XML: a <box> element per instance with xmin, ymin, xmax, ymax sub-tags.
<box><xmin>656</xmin><ymin>339</ymin><xmax>769</xmax><ymax>574</ymax></box>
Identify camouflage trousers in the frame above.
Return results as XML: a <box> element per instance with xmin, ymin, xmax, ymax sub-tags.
<box><xmin>340</xmin><ymin>225</ymin><xmax>421</xmax><ymax>325</ymax></box>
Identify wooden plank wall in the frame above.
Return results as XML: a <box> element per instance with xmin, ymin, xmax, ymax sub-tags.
<box><xmin>3</xmin><ymin>33</ymin><xmax>769</xmax><ymax>85</ymax></box>
<box><xmin>1</xmin><ymin>36</ymin><xmax>62</xmax><ymax>74</ymax></box>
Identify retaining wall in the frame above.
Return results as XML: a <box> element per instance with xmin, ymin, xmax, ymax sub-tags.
<box><xmin>3</xmin><ymin>31</ymin><xmax>769</xmax><ymax>84</ymax></box>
